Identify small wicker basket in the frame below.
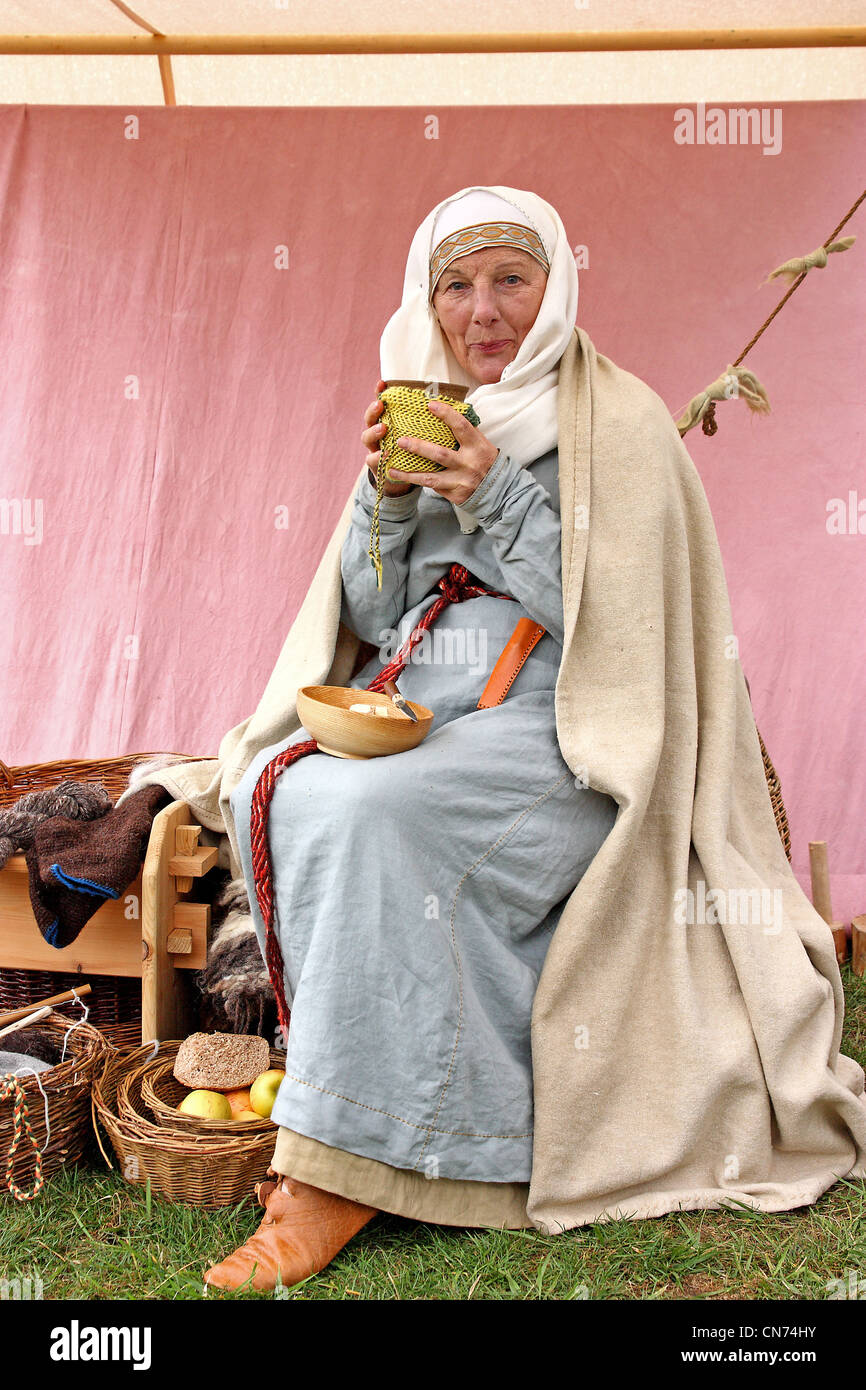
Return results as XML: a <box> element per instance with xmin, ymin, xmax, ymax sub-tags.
<box><xmin>92</xmin><ymin>1040</ymin><xmax>284</xmax><ymax>1208</ymax></box>
<box><xmin>141</xmin><ymin>1056</ymin><xmax>275</xmax><ymax>1133</ymax></box>
<box><xmin>0</xmin><ymin>1011</ymin><xmax>111</xmax><ymax>1199</ymax></box>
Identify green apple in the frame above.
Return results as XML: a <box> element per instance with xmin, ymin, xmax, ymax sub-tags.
<box><xmin>249</xmin><ymin>1069</ymin><xmax>285</xmax><ymax>1119</ymax></box>
<box><xmin>177</xmin><ymin>1089</ymin><xmax>232</xmax><ymax>1120</ymax></box>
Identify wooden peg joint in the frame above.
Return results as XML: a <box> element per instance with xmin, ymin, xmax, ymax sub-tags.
<box><xmin>168</xmin><ymin>901</ymin><xmax>210</xmax><ymax>969</ymax></box>
<box><xmin>168</xmin><ymin>824</ymin><xmax>219</xmax><ymax>892</ymax></box>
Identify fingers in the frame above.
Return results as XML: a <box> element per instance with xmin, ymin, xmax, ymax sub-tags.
<box><xmin>395</xmin><ymin>434</ymin><xmax>454</xmax><ymax>468</ymax></box>
<box><xmin>362</xmin><ymin>381</ymin><xmax>391</xmax><ymax>475</ymax></box>
<box><xmin>427</xmin><ymin>398</ymin><xmax>474</xmax><ymax>440</ymax></box>
<box><xmin>363</xmin><ymin>397</ymin><xmax>385</xmax><ymax>430</ymax></box>
<box><xmin>364</xmin><ymin>381</ymin><xmax>387</xmax><ymax>422</ymax></box>
<box><xmin>362</xmin><ymin>418</ymin><xmax>387</xmax><ymax>451</ymax></box>
<box><xmin>388</xmin><ymin>466</ymin><xmax>453</xmax><ymax>489</ymax></box>
<box><xmin>362</xmin><ymin>380</ymin><xmax>391</xmax><ymax>465</ymax></box>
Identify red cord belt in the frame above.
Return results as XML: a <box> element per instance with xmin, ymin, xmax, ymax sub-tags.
<box><xmin>249</xmin><ymin>562</ymin><xmax>544</xmax><ymax>1038</ymax></box>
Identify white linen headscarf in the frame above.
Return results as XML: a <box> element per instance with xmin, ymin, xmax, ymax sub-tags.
<box><xmin>379</xmin><ymin>185</ymin><xmax>579</xmax><ymax>531</ymax></box>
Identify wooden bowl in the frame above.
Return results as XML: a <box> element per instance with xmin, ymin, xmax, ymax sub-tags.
<box><xmin>297</xmin><ymin>685</ymin><xmax>434</xmax><ymax>760</ymax></box>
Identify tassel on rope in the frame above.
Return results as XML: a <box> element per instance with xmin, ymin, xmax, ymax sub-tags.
<box><xmin>763</xmin><ymin>235</ymin><xmax>856</xmax><ymax>286</ymax></box>
<box><xmin>249</xmin><ymin>563</ymin><xmax>512</xmax><ymax>1042</ymax></box>
<box><xmin>367</xmin><ymin>447</ymin><xmax>386</xmax><ymax>592</ymax></box>
<box><xmin>676</xmin><ymin>364</ymin><xmax>771</xmax><ymax>438</ymax></box>
<box><xmin>0</xmin><ymin>1075</ymin><xmax>44</xmax><ymax>1201</ymax></box>
<box><xmin>674</xmin><ymin>188</ymin><xmax>864</xmax><ymax>439</ymax></box>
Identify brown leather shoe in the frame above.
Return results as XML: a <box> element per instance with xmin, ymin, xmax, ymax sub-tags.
<box><xmin>204</xmin><ymin>1176</ymin><xmax>378</xmax><ymax>1292</ymax></box>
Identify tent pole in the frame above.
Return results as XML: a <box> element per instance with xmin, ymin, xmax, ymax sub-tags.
<box><xmin>157</xmin><ymin>53</ymin><xmax>175</xmax><ymax>105</ymax></box>
<box><xmin>1</xmin><ymin>28</ymin><xmax>864</xmax><ymax>55</ymax></box>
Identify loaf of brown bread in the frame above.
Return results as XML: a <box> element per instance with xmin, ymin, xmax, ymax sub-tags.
<box><xmin>173</xmin><ymin>1031</ymin><xmax>270</xmax><ymax>1091</ymax></box>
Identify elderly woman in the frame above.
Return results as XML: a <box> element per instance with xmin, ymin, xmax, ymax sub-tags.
<box><xmin>205</xmin><ymin>187</ymin><xmax>617</xmax><ymax>1288</ymax></box>
<box><xmin>199</xmin><ymin>186</ymin><xmax>866</xmax><ymax>1291</ymax></box>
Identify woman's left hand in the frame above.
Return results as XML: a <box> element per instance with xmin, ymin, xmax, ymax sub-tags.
<box><xmin>388</xmin><ymin>399</ymin><xmax>499</xmax><ymax>506</ymax></box>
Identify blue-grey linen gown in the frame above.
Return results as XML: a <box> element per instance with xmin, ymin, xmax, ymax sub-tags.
<box><xmin>230</xmin><ymin>446</ymin><xmax>618</xmax><ymax>1183</ymax></box>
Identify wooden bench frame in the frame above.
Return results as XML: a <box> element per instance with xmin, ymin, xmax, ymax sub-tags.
<box><xmin>0</xmin><ymin>799</ymin><xmax>218</xmax><ymax>1042</ymax></box>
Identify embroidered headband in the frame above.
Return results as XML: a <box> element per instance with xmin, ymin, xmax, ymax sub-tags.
<box><xmin>429</xmin><ymin>220</ymin><xmax>550</xmax><ymax>301</ymax></box>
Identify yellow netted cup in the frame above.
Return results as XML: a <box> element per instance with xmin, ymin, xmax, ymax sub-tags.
<box><xmin>368</xmin><ymin>380</ymin><xmax>481</xmax><ymax>589</ymax></box>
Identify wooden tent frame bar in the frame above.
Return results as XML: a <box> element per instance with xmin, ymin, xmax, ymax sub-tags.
<box><xmin>5</xmin><ymin>24</ymin><xmax>864</xmax><ymax>104</ymax></box>
<box><xmin>2</xmin><ymin>28</ymin><xmax>865</xmax><ymax>56</ymax></box>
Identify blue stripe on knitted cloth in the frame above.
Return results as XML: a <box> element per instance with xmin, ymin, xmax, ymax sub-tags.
<box><xmin>49</xmin><ymin>863</ymin><xmax>119</xmax><ymax>899</ymax></box>
<box><xmin>44</xmin><ymin>919</ymin><xmax>60</xmax><ymax>946</ymax></box>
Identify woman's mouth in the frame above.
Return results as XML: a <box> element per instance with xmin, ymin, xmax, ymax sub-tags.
<box><xmin>472</xmin><ymin>340</ymin><xmax>511</xmax><ymax>354</ymax></box>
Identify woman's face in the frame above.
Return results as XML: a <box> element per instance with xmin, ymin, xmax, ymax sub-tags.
<box><xmin>432</xmin><ymin>246</ymin><xmax>548</xmax><ymax>384</ymax></box>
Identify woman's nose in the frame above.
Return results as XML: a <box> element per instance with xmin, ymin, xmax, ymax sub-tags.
<box><xmin>470</xmin><ymin>289</ymin><xmax>499</xmax><ymax>322</ymax></box>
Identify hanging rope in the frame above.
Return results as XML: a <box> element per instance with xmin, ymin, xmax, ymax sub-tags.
<box><xmin>249</xmin><ymin>563</ymin><xmax>513</xmax><ymax>1039</ymax></box>
<box><xmin>0</xmin><ymin>1075</ymin><xmax>44</xmax><ymax>1202</ymax></box>
<box><xmin>675</xmin><ymin>187</ymin><xmax>866</xmax><ymax>438</ymax></box>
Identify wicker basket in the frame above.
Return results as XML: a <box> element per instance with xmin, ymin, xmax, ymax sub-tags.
<box><xmin>0</xmin><ymin>1011</ymin><xmax>111</xmax><ymax>1199</ymax></box>
<box><xmin>0</xmin><ymin>751</ymin><xmax>211</xmax><ymax>1049</ymax></box>
<box><xmin>92</xmin><ymin>1041</ymin><xmax>283</xmax><ymax>1208</ymax></box>
<box><xmin>141</xmin><ymin>1055</ymin><xmax>274</xmax><ymax>1133</ymax></box>
<box><xmin>757</xmin><ymin>727</ymin><xmax>792</xmax><ymax>863</ymax></box>
<box><xmin>0</xmin><ymin>751</ymin><xmax>206</xmax><ymax>809</ymax></box>
<box><xmin>0</xmin><ymin>970</ymin><xmax>142</xmax><ymax>1050</ymax></box>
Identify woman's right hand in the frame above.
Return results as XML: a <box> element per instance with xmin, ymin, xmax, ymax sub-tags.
<box><xmin>362</xmin><ymin>379</ymin><xmax>413</xmax><ymax>497</ymax></box>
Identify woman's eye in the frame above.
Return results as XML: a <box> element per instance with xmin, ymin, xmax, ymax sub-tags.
<box><xmin>502</xmin><ymin>275</ymin><xmax>522</xmax><ymax>285</ymax></box>
<box><xmin>445</xmin><ymin>280</ymin><xmax>467</xmax><ymax>292</ymax></box>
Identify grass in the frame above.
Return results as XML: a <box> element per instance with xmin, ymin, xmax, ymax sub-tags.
<box><xmin>3</xmin><ymin>966</ymin><xmax>865</xmax><ymax>1302</ymax></box>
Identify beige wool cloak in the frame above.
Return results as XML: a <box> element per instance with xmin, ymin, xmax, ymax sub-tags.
<box><xmin>124</xmin><ymin>324</ymin><xmax>866</xmax><ymax>1230</ymax></box>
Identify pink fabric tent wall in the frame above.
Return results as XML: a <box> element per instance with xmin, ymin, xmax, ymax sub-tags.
<box><xmin>0</xmin><ymin>102</ymin><xmax>863</xmax><ymax>916</ymax></box>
